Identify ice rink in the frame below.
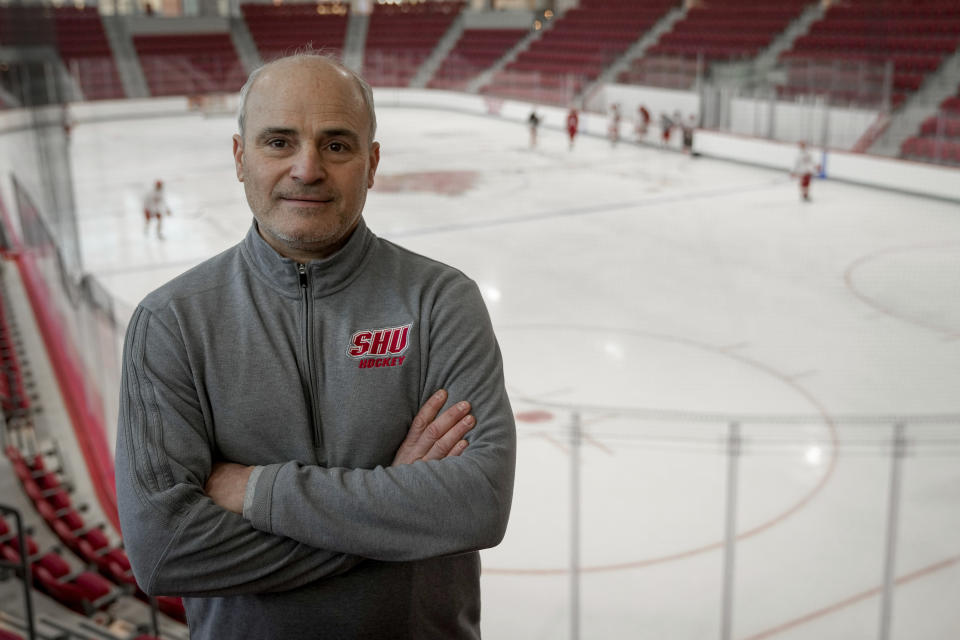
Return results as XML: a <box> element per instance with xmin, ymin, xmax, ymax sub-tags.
<box><xmin>69</xmin><ymin>106</ymin><xmax>960</xmax><ymax>639</ymax></box>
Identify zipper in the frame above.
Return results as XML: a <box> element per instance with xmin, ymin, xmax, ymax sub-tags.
<box><xmin>298</xmin><ymin>263</ymin><xmax>324</xmax><ymax>457</ymax></box>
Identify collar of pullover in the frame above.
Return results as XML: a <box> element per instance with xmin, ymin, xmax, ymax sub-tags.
<box><xmin>241</xmin><ymin>218</ymin><xmax>374</xmax><ymax>298</ymax></box>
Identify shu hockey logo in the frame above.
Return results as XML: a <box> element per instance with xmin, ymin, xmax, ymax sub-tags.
<box><xmin>348</xmin><ymin>323</ymin><xmax>411</xmax><ymax>369</ymax></box>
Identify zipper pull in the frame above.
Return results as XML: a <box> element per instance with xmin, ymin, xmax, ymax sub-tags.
<box><xmin>298</xmin><ymin>263</ymin><xmax>308</xmax><ymax>289</ymax></box>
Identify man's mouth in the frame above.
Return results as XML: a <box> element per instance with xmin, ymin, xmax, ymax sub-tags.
<box><xmin>281</xmin><ymin>195</ymin><xmax>333</xmax><ymax>204</ymax></box>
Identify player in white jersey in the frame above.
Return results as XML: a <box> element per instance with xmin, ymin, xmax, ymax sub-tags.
<box><xmin>608</xmin><ymin>103</ymin><xmax>621</xmax><ymax>146</ymax></box>
<box><xmin>143</xmin><ymin>179</ymin><xmax>171</xmax><ymax>239</ymax></box>
<box><xmin>791</xmin><ymin>142</ymin><xmax>821</xmax><ymax>202</ymax></box>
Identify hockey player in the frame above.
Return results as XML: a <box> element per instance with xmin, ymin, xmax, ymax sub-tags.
<box><xmin>608</xmin><ymin>103</ymin><xmax>621</xmax><ymax>147</ymax></box>
<box><xmin>635</xmin><ymin>104</ymin><xmax>650</xmax><ymax>141</ymax></box>
<box><xmin>527</xmin><ymin>109</ymin><xmax>541</xmax><ymax>149</ymax></box>
<box><xmin>143</xmin><ymin>179</ymin><xmax>171</xmax><ymax>239</ymax></box>
<box><xmin>681</xmin><ymin>114</ymin><xmax>696</xmax><ymax>155</ymax></box>
<box><xmin>791</xmin><ymin>141</ymin><xmax>821</xmax><ymax>202</ymax></box>
<box><xmin>659</xmin><ymin>111</ymin><xmax>674</xmax><ymax>147</ymax></box>
<box><xmin>566</xmin><ymin>107</ymin><xmax>579</xmax><ymax>150</ymax></box>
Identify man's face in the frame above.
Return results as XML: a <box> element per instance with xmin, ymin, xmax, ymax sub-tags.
<box><xmin>233</xmin><ymin>59</ymin><xmax>380</xmax><ymax>261</ymax></box>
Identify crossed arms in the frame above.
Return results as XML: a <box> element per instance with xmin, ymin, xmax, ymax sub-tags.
<box><xmin>204</xmin><ymin>390</ymin><xmax>477</xmax><ymax>515</ymax></box>
<box><xmin>115</xmin><ymin>279</ymin><xmax>515</xmax><ymax>597</ymax></box>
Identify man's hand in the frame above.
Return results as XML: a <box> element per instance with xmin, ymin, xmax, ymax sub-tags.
<box><xmin>205</xmin><ymin>462</ymin><xmax>253</xmax><ymax>514</ymax></box>
<box><xmin>392</xmin><ymin>389</ymin><xmax>475</xmax><ymax>466</ymax></box>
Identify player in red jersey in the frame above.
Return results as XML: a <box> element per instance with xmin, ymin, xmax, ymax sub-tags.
<box><xmin>635</xmin><ymin>104</ymin><xmax>650</xmax><ymax>141</ymax></box>
<box><xmin>659</xmin><ymin>111</ymin><xmax>674</xmax><ymax>147</ymax></box>
<box><xmin>566</xmin><ymin>107</ymin><xmax>579</xmax><ymax>150</ymax></box>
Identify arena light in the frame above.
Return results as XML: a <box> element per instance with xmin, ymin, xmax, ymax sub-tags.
<box><xmin>804</xmin><ymin>445</ymin><xmax>823</xmax><ymax>466</ymax></box>
<box><xmin>482</xmin><ymin>286</ymin><xmax>501</xmax><ymax>303</ymax></box>
<box><xmin>603</xmin><ymin>341</ymin><xmax>625</xmax><ymax>361</ymax></box>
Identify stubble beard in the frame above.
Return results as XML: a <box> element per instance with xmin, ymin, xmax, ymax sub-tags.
<box><xmin>255</xmin><ymin>199</ymin><xmax>364</xmax><ymax>257</ymax></box>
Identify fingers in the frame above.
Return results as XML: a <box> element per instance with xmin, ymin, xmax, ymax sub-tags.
<box><xmin>414</xmin><ymin>400</ymin><xmax>470</xmax><ymax>460</ymax></box>
<box><xmin>404</xmin><ymin>389</ymin><xmax>448</xmax><ymax>444</ymax></box>
<box><xmin>392</xmin><ymin>391</ymin><xmax>476</xmax><ymax>465</ymax></box>
<box><xmin>422</xmin><ymin>413</ymin><xmax>474</xmax><ymax>461</ymax></box>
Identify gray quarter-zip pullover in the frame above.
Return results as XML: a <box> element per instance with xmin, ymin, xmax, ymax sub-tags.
<box><xmin>115</xmin><ymin>219</ymin><xmax>516</xmax><ymax>639</ymax></box>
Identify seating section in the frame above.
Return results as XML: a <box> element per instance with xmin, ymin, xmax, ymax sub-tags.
<box><xmin>428</xmin><ymin>28</ymin><xmax>527</xmax><ymax>90</ymax></box>
<box><xmin>1</xmin><ymin>507</ymin><xmax>121</xmax><ymax>617</ymax></box>
<box><xmin>54</xmin><ymin>7</ymin><xmax>125</xmax><ymax>100</ymax></box>
<box><xmin>652</xmin><ymin>0</ymin><xmax>808</xmax><ymax>59</ymax></box>
<box><xmin>483</xmin><ymin>0</ymin><xmax>676</xmax><ymax>106</ymax></box>
<box><xmin>363</xmin><ymin>1</ymin><xmax>464</xmax><ymax>87</ymax></box>
<box><xmin>134</xmin><ymin>33</ymin><xmax>246</xmax><ymax>97</ymax></box>
<box><xmin>0</xmin><ymin>6</ymin><xmax>123</xmax><ymax>102</ymax></box>
<box><xmin>779</xmin><ymin>0</ymin><xmax>960</xmax><ymax>107</ymax></box>
<box><xmin>0</xmin><ymin>295</ymin><xmax>30</xmax><ymax>419</ymax></box>
<box><xmin>619</xmin><ymin>0</ymin><xmax>810</xmax><ymax>90</ymax></box>
<box><xmin>4</xmin><ymin>444</ymin><xmax>187</xmax><ymax>624</ymax></box>
<box><xmin>0</xmin><ymin>273</ymin><xmax>186</xmax><ymax>627</ymax></box>
<box><xmin>0</xmin><ymin>5</ymin><xmax>55</xmax><ymax>49</ymax></box>
<box><xmin>901</xmin><ymin>87</ymin><xmax>960</xmax><ymax>165</ymax></box>
<box><xmin>241</xmin><ymin>2</ymin><xmax>349</xmax><ymax>63</ymax></box>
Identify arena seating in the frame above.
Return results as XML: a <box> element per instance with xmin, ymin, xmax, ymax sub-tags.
<box><xmin>4</xmin><ymin>443</ymin><xmax>188</xmax><ymax>624</ymax></box>
<box><xmin>900</xmin><ymin>85</ymin><xmax>960</xmax><ymax>165</ymax></box>
<box><xmin>619</xmin><ymin>0</ymin><xmax>810</xmax><ymax>90</ymax></box>
<box><xmin>0</xmin><ymin>271</ymin><xmax>186</xmax><ymax>626</ymax></box>
<box><xmin>241</xmin><ymin>2</ymin><xmax>349</xmax><ymax>63</ymax></box>
<box><xmin>779</xmin><ymin>0</ymin><xmax>960</xmax><ymax>107</ymax></box>
<box><xmin>54</xmin><ymin>7</ymin><xmax>125</xmax><ymax>100</ymax></box>
<box><xmin>0</xmin><ymin>5</ymin><xmax>54</xmax><ymax>49</ymax></box>
<box><xmin>0</xmin><ymin>510</ymin><xmax>122</xmax><ymax>617</ymax></box>
<box><xmin>0</xmin><ymin>293</ymin><xmax>29</xmax><ymax>419</ymax></box>
<box><xmin>133</xmin><ymin>33</ymin><xmax>246</xmax><ymax>97</ymax></box>
<box><xmin>362</xmin><ymin>1</ymin><xmax>465</xmax><ymax>87</ymax></box>
<box><xmin>428</xmin><ymin>28</ymin><xmax>527</xmax><ymax>90</ymax></box>
<box><xmin>483</xmin><ymin>0</ymin><xmax>675</xmax><ymax>105</ymax></box>
<box><xmin>0</xmin><ymin>5</ymin><xmax>124</xmax><ymax>101</ymax></box>
<box><xmin>647</xmin><ymin>0</ymin><xmax>809</xmax><ymax>60</ymax></box>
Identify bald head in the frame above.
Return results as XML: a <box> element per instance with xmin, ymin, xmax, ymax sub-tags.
<box><xmin>238</xmin><ymin>54</ymin><xmax>377</xmax><ymax>144</ymax></box>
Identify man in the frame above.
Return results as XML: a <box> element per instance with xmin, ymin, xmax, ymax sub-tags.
<box><xmin>566</xmin><ymin>107</ymin><xmax>579</xmax><ymax>150</ymax></box>
<box><xmin>142</xmin><ymin>179</ymin><xmax>170</xmax><ymax>239</ymax></box>
<box><xmin>681</xmin><ymin>114</ymin><xmax>696</xmax><ymax>156</ymax></box>
<box><xmin>791</xmin><ymin>141</ymin><xmax>821</xmax><ymax>202</ymax></box>
<box><xmin>659</xmin><ymin>111</ymin><xmax>674</xmax><ymax>148</ymax></box>
<box><xmin>608</xmin><ymin>102</ymin><xmax>621</xmax><ymax>146</ymax></box>
<box><xmin>635</xmin><ymin>104</ymin><xmax>650</xmax><ymax>141</ymax></box>
<box><xmin>527</xmin><ymin>108</ymin><xmax>540</xmax><ymax>148</ymax></box>
<box><xmin>115</xmin><ymin>53</ymin><xmax>516</xmax><ymax>639</ymax></box>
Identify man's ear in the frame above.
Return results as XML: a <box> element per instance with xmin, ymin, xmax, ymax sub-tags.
<box><xmin>367</xmin><ymin>141</ymin><xmax>380</xmax><ymax>189</ymax></box>
<box><xmin>232</xmin><ymin>134</ymin><xmax>245</xmax><ymax>182</ymax></box>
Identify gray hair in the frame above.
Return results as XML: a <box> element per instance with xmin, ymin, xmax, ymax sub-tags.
<box><xmin>237</xmin><ymin>49</ymin><xmax>377</xmax><ymax>143</ymax></box>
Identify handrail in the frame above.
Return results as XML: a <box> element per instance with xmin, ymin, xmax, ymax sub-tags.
<box><xmin>0</xmin><ymin>503</ymin><xmax>36</xmax><ymax>640</ymax></box>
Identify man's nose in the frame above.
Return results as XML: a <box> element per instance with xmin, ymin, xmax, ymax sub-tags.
<box><xmin>290</xmin><ymin>146</ymin><xmax>326</xmax><ymax>183</ymax></box>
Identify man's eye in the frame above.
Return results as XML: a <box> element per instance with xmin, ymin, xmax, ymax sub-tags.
<box><xmin>328</xmin><ymin>142</ymin><xmax>346</xmax><ymax>152</ymax></box>
<box><xmin>267</xmin><ymin>139</ymin><xmax>286</xmax><ymax>149</ymax></box>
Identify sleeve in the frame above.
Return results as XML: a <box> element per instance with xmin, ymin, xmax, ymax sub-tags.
<box><xmin>115</xmin><ymin>305</ymin><xmax>361</xmax><ymax>597</ymax></box>
<box><xmin>245</xmin><ymin>276</ymin><xmax>516</xmax><ymax>561</ymax></box>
